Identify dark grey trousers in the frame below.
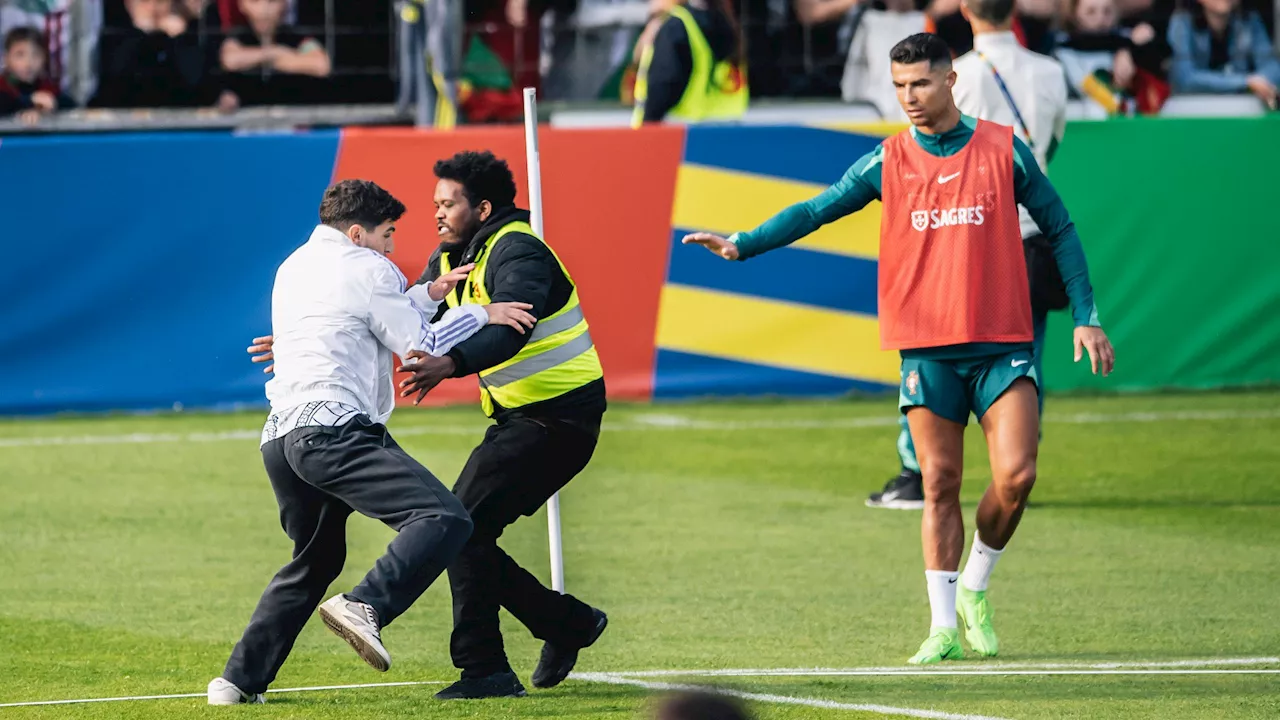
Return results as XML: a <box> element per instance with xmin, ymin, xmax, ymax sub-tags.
<box><xmin>223</xmin><ymin>416</ymin><xmax>472</xmax><ymax>694</ymax></box>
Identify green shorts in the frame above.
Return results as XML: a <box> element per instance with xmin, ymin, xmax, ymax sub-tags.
<box><xmin>899</xmin><ymin>348</ymin><xmax>1039</xmax><ymax>426</ymax></box>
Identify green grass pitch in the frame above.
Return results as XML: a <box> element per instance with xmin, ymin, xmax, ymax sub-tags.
<box><xmin>0</xmin><ymin>391</ymin><xmax>1277</xmax><ymax>719</ymax></box>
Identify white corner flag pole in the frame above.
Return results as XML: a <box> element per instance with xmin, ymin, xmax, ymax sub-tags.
<box><xmin>523</xmin><ymin>87</ymin><xmax>566</xmax><ymax>594</ymax></box>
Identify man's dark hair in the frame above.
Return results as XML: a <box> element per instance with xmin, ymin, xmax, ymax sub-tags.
<box><xmin>964</xmin><ymin>0</ymin><xmax>1015</xmax><ymax>24</ymax></box>
<box><xmin>5</xmin><ymin>27</ymin><xmax>46</xmax><ymax>53</ymax></box>
<box><xmin>433</xmin><ymin>150</ymin><xmax>518</xmax><ymax>210</ymax></box>
<box><xmin>655</xmin><ymin>691</ymin><xmax>752</xmax><ymax>720</ymax></box>
<box><xmin>889</xmin><ymin>33</ymin><xmax>953</xmax><ymax>70</ymax></box>
<box><xmin>318</xmin><ymin>179</ymin><xmax>406</xmax><ymax>231</ymax></box>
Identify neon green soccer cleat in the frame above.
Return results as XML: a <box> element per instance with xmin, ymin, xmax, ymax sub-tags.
<box><xmin>957</xmin><ymin>586</ymin><xmax>999</xmax><ymax>657</ymax></box>
<box><xmin>907</xmin><ymin>626</ymin><xmax>963</xmax><ymax>665</ymax></box>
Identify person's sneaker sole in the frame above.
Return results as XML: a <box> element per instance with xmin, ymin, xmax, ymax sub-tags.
<box><xmin>865</xmin><ymin>498</ymin><xmax>925</xmax><ymax>510</ymax></box>
<box><xmin>318</xmin><ymin>604</ymin><xmax>391</xmax><ymax>672</ymax></box>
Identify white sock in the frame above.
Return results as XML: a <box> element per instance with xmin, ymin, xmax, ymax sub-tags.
<box><xmin>961</xmin><ymin>531</ymin><xmax>1005</xmax><ymax>592</ymax></box>
<box><xmin>924</xmin><ymin>570</ymin><xmax>959</xmax><ymax>629</ymax></box>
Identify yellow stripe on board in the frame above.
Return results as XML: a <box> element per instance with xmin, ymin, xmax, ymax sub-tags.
<box><xmin>672</xmin><ymin>164</ymin><xmax>882</xmax><ymax>260</ymax></box>
<box><xmin>812</xmin><ymin>121</ymin><xmax>910</xmax><ymax>136</ymax></box>
<box><xmin>655</xmin><ymin>285</ymin><xmax>901</xmax><ymax>384</ymax></box>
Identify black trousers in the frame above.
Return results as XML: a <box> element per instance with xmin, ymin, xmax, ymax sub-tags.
<box><xmin>224</xmin><ymin>416</ymin><xmax>472</xmax><ymax>694</ymax></box>
<box><xmin>448</xmin><ymin>413</ymin><xmax>602</xmax><ymax>677</ymax></box>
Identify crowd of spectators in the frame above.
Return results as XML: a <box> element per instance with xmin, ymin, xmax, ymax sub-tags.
<box><xmin>837</xmin><ymin>0</ymin><xmax>1279</xmax><ymax>114</ymax></box>
<box><xmin>0</xmin><ymin>0</ymin><xmax>391</xmax><ymax>121</ymax></box>
<box><xmin>0</xmin><ymin>0</ymin><xmax>1275</xmax><ymax>123</ymax></box>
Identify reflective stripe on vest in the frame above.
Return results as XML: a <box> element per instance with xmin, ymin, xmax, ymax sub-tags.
<box><xmin>481</xmin><ymin>329</ymin><xmax>595</xmax><ymax>389</ymax></box>
<box><xmin>439</xmin><ymin>220</ymin><xmax>603</xmax><ymax>416</ymax></box>
<box><xmin>631</xmin><ymin>4</ymin><xmax>748</xmax><ymax>128</ymax></box>
<box><xmin>527</xmin><ymin>304</ymin><xmax>584</xmax><ymax>343</ymax></box>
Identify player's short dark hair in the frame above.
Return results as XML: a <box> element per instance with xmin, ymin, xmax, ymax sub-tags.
<box><xmin>655</xmin><ymin>691</ymin><xmax>751</xmax><ymax>720</ymax></box>
<box><xmin>433</xmin><ymin>150</ymin><xmax>518</xmax><ymax>210</ymax></box>
<box><xmin>889</xmin><ymin>33</ymin><xmax>953</xmax><ymax>70</ymax></box>
<box><xmin>964</xmin><ymin>0</ymin><xmax>1016</xmax><ymax>24</ymax></box>
<box><xmin>5</xmin><ymin>27</ymin><xmax>46</xmax><ymax>53</ymax></box>
<box><xmin>318</xmin><ymin>179</ymin><xmax>406</xmax><ymax>232</ymax></box>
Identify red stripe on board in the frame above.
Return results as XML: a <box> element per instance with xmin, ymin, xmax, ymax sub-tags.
<box><xmin>332</xmin><ymin>124</ymin><xmax>684</xmax><ymax>406</ymax></box>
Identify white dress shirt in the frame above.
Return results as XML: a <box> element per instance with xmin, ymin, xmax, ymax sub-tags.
<box><xmin>953</xmin><ymin>31</ymin><xmax>1069</xmax><ymax>239</ymax></box>
<box><xmin>262</xmin><ymin>225</ymin><xmax>487</xmax><ymax>439</ymax></box>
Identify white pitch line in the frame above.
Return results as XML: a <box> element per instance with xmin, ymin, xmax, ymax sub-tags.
<box><xmin>0</xmin><ymin>680</ymin><xmax>446</xmax><ymax>709</ymax></box>
<box><xmin>628</xmin><ymin>408</ymin><xmax>1280</xmax><ymax>430</ymax></box>
<box><xmin>574</xmin><ymin>672</ymin><xmax>1011</xmax><ymax>720</ymax></box>
<box><xmin>2</xmin><ymin>408</ymin><xmax>1277</xmax><ymax>449</ymax></box>
<box><xmin>605</xmin><ymin>656</ymin><xmax>1280</xmax><ymax>677</ymax></box>
<box><xmin>609</xmin><ymin>669</ymin><xmax>1280</xmax><ymax>678</ymax></box>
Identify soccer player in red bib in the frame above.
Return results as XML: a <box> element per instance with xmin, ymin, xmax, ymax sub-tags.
<box><xmin>684</xmin><ymin>33</ymin><xmax>1115</xmax><ymax>664</ymax></box>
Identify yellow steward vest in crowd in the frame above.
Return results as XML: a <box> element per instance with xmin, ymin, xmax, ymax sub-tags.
<box><xmin>439</xmin><ymin>220</ymin><xmax>603</xmax><ymax>417</ymax></box>
<box><xmin>631</xmin><ymin>4</ymin><xmax>748</xmax><ymax>128</ymax></box>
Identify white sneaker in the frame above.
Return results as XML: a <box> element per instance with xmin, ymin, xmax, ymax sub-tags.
<box><xmin>318</xmin><ymin>594</ymin><xmax>391</xmax><ymax>672</ymax></box>
<box><xmin>207</xmin><ymin>677</ymin><xmax>264</xmax><ymax>705</ymax></box>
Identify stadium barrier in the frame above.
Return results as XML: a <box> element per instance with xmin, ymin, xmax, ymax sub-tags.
<box><xmin>1</xmin><ymin>116</ymin><xmax>1276</xmax><ymax>414</ymax></box>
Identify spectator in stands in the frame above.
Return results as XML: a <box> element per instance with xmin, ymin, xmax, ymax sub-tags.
<box><xmin>0</xmin><ymin>27</ymin><xmax>74</xmax><ymax>123</ymax></box>
<box><xmin>785</xmin><ymin>0</ymin><xmax>862</xmax><ymax>96</ymax></box>
<box><xmin>0</xmin><ymin>0</ymin><xmax>102</xmax><ymax>101</ymax></box>
<box><xmin>631</xmin><ymin>0</ymin><xmax>745</xmax><ymax>123</ymax></box>
<box><xmin>840</xmin><ymin>0</ymin><xmax>927</xmax><ymax>118</ymax></box>
<box><xmin>175</xmin><ymin>0</ymin><xmax>226</xmax><ymax>47</ymax></box>
<box><xmin>1055</xmin><ymin>0</ymin><xmax>1170</xmax><ymax>114</ymax></box>
<box><xmin>1168</xmin><ymin>0</ymin><xmax>1280</xmax><ymax>109</ymax></box>
<box><xmin>540</xmin><ymin>0</ymin><xmax>640</xmax><ymax>103</ymax></box>
<box><xmin>220</xmin><ymin>0</ymin><xmax>330</xmax><ymax>106</ymax></box>
<box><xmin>655</xmin><ymin>691</ymin><xmax>752</xmax><ymax>720</ymax></box>
<box><xmin>926</xmin><ymin>0</ymin><xmax>1057</xmax><ymax>56</ymax></box>
<box><xmin>93</xmin><ymin>0</ymin><xmax>232</xmax><ymax>108</ymax></box>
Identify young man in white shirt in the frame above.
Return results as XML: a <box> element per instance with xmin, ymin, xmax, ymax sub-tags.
<box><xmin>208</xmin><ymin>180</ymin><xmax>537</xmax><ymax>705</ymax></box>
<box><xmin>866</xmin><ymin>0</ymin><xmax>1070</xmax><ymax>512</ymax></box>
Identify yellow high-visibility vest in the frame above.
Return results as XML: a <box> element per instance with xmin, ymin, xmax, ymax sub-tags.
<box><xmin>632</xmin><ymin>4</ymin><xmax>748</xmax><ymax>128</ymax></box>
<box><xmin>440</xmin><ymin>220</ymin><xmax>603</xmax><ymax>417</ymax></box>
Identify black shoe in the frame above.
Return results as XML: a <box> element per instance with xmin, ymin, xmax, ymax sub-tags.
<box><xmin>865</xmin><ymin>470</ymin><xmax>924</xmax><ymax>510</ymax></box>
<box><xmin>434</xmin><ymin>671</ymin><xmax>527</xmax><ymax>700</ymax></box>
<box><xmin>531</xmin><ymin>608</ymin><xmax>608</xmax><ymax>689</ymax></box>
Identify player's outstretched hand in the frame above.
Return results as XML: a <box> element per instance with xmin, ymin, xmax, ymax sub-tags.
<box><xmin>682</xmin><ymin>232</ymin><xmax>739</xmax><ymax>261</ymax></box>
<box><xmin>247</xmin><ymin>335</ymin><xmax>275</xmax><ymax>374</ymax></box>
<box><xmin>485</xmin><ymin>302</ymin><xmax>537</xmax><ymax>334</ymax></box>
<box><xmin>398</xmin><ymin>351</ymin><xmax>456</xmax><ymax>405</ymax></box>
<box><xmin>429</xmin><ymin>263</ymin><xmax>475</xmax><ymax>301</ymax></box>
<box><xmin>1074</xmin><ymin>326</ymin><xmax>1115</xmax><ymax>377</ymax></box>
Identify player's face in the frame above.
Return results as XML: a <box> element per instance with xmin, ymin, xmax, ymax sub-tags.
<box><xmin>892</xmin><ymin>61</ymin><xmax>956</xmax><ymax>127</ymax></box>
<box><xmin>350</xmin><ymin>221</ymin><xmax>396</xmax><ymax>256</ymax></box>
<box><xmin>433</xmin><ymin>178</ymin><xmax>486</xmax><ymax>247</ymax></box>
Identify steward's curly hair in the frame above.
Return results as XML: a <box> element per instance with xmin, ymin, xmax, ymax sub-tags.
<box><xmin>433</xmin><ymin>150</ymin><xmax>518</xmax><ymax>209</ymax></box>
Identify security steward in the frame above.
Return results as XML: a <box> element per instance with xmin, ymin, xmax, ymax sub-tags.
<box><xmin>399</xmin><ymin>150</ymin><xmax>608</xmax><ymax>700</ymax></box>
<box><xmin>631</xmin><ymin>0</ymin><xmax>748</xmax><ymax>127</ymax></box>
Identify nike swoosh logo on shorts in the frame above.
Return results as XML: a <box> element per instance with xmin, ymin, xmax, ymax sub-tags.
<box><xmin>1011</xmin><ymin>359</ymin><xmax>1029</xmax><ymax>367</ymax></box>
<box><xmin>937</xmin><ymin>172</ymin><xmax>961</xmax><ymax>184</ymax></box>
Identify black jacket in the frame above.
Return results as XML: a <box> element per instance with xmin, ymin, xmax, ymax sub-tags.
<box><xmin>416</xmin><ymin>206</ymin><xmax>606</xmax><ymax>421</ymax></box>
